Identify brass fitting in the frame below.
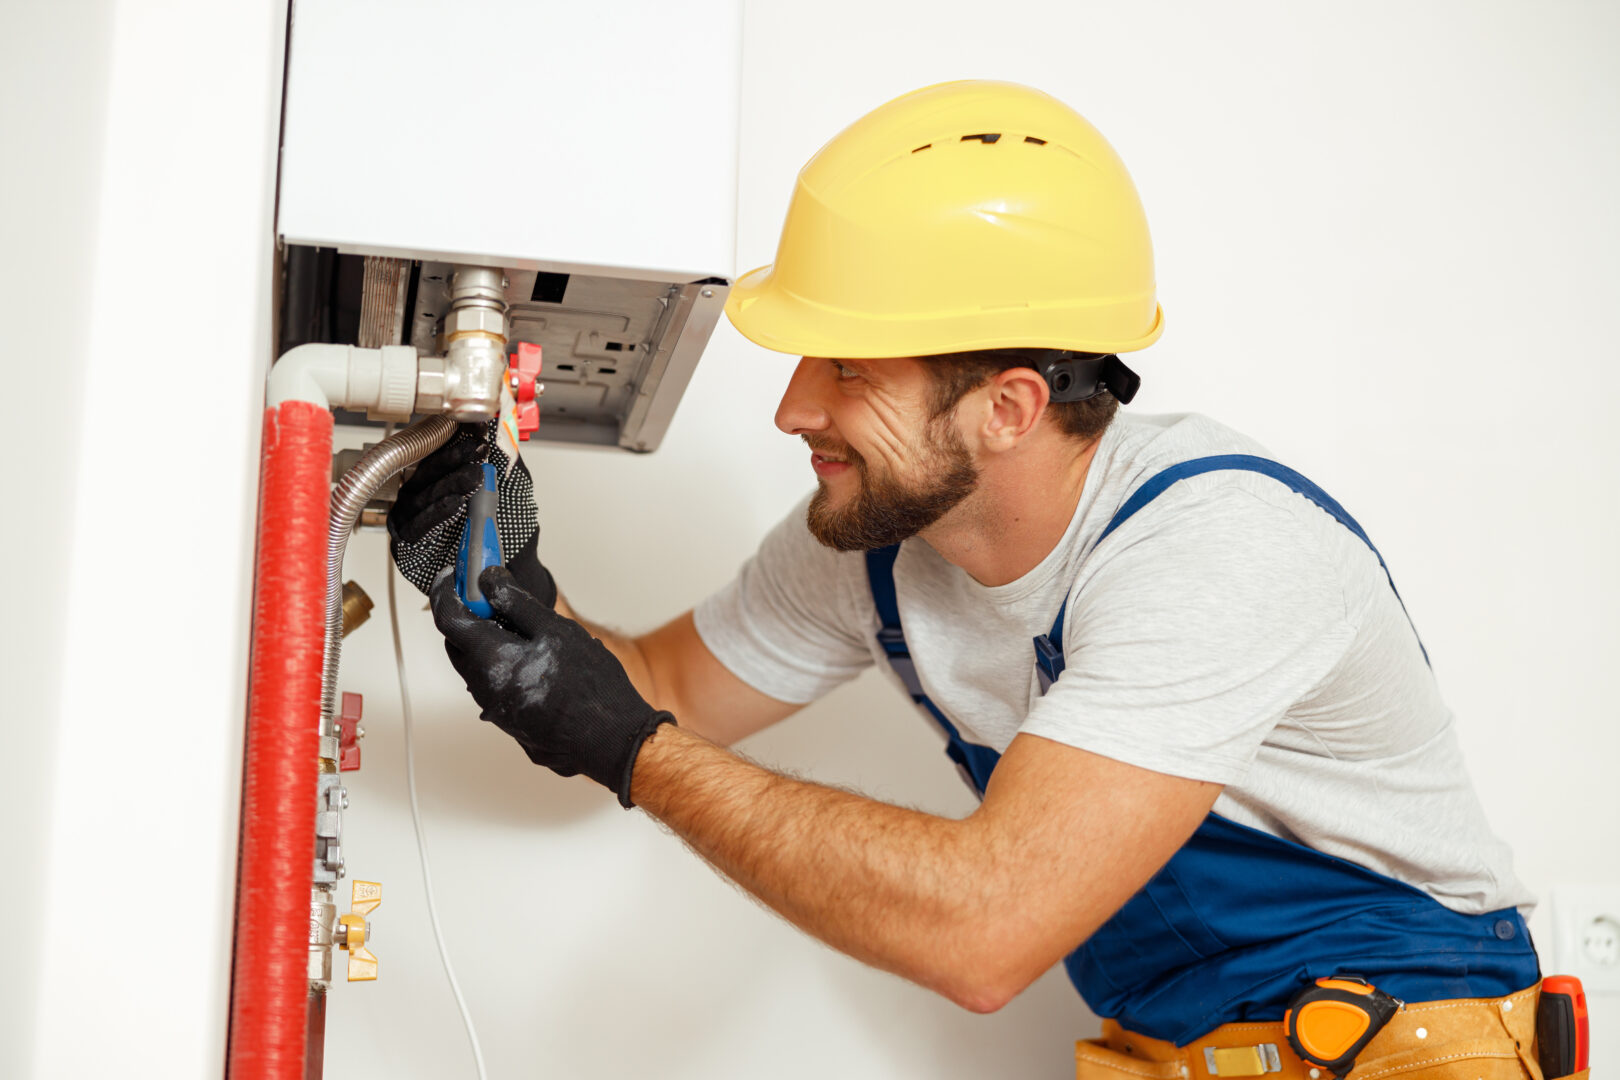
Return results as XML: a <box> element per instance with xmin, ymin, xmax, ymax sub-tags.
<box><xmin>340</xmin><ymin>580</ymin><xmax>373</xmax><ymax>638</ymax></box>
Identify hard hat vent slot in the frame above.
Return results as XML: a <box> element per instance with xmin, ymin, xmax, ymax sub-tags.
<box><xmin>961</xmin><ymin>133</ymin><xmax>1001</xmax><ymax>144</ymax></box>
<box><xmin>1024</xmin><ymin>136</ymin><xmax>1047</xmax><ymax>145</ymax></box>
<box><xmin>912</xmin><ymin>144</ymin><xmax>932</xmax><ymax>153</ymax></box>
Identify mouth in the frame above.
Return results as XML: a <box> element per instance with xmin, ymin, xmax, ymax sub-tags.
<box><xmin>811</xmin><ymin>451</ymin><xmax>851</xmax><ymax>478</ymax></box>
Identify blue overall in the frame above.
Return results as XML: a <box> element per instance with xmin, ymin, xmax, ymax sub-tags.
<box><xmin>865</xmin><ymin>455</ymin><xmax>1538</xmax><ymax>1046</ymax></box>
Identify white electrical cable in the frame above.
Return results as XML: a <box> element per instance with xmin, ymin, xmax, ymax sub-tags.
<box><xmin>388</xmin><ymin>548</ymin><xmax>490</xmax><ymax>1080</ymax></box>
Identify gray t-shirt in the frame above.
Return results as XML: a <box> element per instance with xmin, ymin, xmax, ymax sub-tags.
<box><xmin>695</xmin><ymin>412</ymin><xmax>1532</xmax><ymax>916</ymax></box>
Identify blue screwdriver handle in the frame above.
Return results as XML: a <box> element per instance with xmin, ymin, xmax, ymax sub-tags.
<box><xmin>455</xmin><ymin>463</ymin><xmax>503</xmax><ymax>618</ymax></box>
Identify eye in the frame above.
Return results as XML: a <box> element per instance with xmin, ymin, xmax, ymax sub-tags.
<box><xmin>831</xmin><ymin>360</ymin><xmax>861</xmax><ymax>380</ymax></box>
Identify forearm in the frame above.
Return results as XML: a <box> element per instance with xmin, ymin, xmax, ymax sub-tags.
<box><xmin>438</xmin><ymin>571</ymin><xmax>1220</xmax><ymax>1010</ymax></box>
<box><xmin>629</xmin><ymin>724</ymin><xmax>1035</xmax><ymax>1011</ymax></box>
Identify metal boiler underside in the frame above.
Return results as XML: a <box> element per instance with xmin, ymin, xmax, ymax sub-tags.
<box><xmin>279</xmin><ymin>245</ymin><xmax>728</xmax><ymax>453</ymax></box>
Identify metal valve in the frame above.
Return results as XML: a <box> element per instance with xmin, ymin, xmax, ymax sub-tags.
<box><xmin>337</xmin><ymin>880</ymin><xmax>382</xmax><ymax>981</ymax></box>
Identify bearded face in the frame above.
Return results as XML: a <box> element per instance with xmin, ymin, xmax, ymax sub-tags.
<box><xmin>804</xmin><ymin>417</ymin><xmax>979</xmax><ymax>551</ymax></box>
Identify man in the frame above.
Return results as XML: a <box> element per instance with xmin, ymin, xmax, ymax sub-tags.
<box><xmin>390</xmin><ymin>82</ymin><xmax>1545</xmax><ymax>1076</ymax></box>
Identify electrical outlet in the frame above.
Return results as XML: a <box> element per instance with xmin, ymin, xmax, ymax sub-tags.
<box><xmin>1549</xmin><ymin>885</ymin><xmax>1620</xmax><ymax>994</ymax></box>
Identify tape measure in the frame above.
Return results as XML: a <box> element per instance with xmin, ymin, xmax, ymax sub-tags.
<box><xmin>1283</xmin><ymin>975</ymin><xmax>1401</xmax><ymax>1078</ymax></box>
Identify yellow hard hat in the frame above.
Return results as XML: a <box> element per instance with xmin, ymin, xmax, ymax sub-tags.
<box><xmin>726</xmin><ymin>80</ymin><xmax>1163</xmax><ymax>359</ymax></box>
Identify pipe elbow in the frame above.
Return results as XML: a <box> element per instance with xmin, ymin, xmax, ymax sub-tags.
<box><xmin>268</xmin><ymin>343</ymin><xmax>419</xmax><ymax>419</ymax></box>
<box><xmin>266</xmin><ymin>342</ymin><xmax>344</xmax><ymax>410</ymax></box>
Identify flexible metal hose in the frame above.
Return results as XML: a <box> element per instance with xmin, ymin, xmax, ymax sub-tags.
<box><xmin>321</xmin><ymin>414</ymin><xmax>456</xmax><ymax>725</ymax></box>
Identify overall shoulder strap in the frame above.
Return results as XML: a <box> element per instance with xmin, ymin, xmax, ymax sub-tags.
<box><xmin>865</xmin><ymin>545</ymin><xmax>947</xmax><ymax>712</ymax></box>
<box><xmin>865</xmin><ymin>544</ymin><xmax>1001</xmax><ymax>794</ymax></box>
<box><xmin>1033</xmin><ymin>454</ymin><xmax>1430</xmax><ymax>692</ymax></box>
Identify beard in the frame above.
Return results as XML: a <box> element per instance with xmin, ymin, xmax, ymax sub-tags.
<box><xmin>805</xmin><ymin>422</ymin><xmax>980</xmax><ymax>551</ymax></box>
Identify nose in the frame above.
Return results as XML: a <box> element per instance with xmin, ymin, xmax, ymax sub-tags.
<box><xmin>774</xmin><ymin>357</ymin><xmax>831</xmax><ymax>436</ymax></box>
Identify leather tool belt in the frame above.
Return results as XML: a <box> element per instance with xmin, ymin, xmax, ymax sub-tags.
<box><xmin>1075</xmin><ymin>985</ymin><xmax>1575</xmax><ymax>1080</ymax></box>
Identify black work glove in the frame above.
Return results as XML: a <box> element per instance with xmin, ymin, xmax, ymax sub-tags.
<box><xmin>387</xmin><ymin>420</ymin><xmax>556</xmax><ymax>607</ymax></box>
<box><xmin>429</xmin><ymin>565</ymin><xmax>675</xmax><ymax>807</ymax></box>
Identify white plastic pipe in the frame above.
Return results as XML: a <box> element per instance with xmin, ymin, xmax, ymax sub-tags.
<box><xmin>267</xmin><ymin>343</ymin><xmax>419</xmax><ymax>419</ymax></box>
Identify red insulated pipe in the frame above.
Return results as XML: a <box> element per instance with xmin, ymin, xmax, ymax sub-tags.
<box><xmin>228</xmin><ymin>400</ymin><xmax>333</xmax><ymax>1080</ymax></box>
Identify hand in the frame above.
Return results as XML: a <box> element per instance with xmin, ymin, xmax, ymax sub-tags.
<box><xmin>430</xmin><ymin>565</ymin><xmax>674</xmax><ymax>807</ymax></box>
<box><xmin>387</xmin><ymin>420</ymin><xmax>556</xmax><ymax>606</ymax></box>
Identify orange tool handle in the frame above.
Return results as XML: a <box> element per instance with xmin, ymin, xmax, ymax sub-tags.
<box><xmin>1536</xmin><ymin>975</ymin><xmax>1589</xmax><ymax>1078</ymax></box>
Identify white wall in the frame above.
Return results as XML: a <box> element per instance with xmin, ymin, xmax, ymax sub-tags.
<box><xmin>0</xmin><ymin>3</ymin><xmax>114</xmax><ymax>1073</ymax></box>
<box><xmin>324</xmin><ymin>3</ymin><xmax>1620</xmax><ymax>1076</ymax></box>
<box><xmin>0</xmin><ymin>1</ymin><xmax>287</xmax><ymax>1077</ymax></box>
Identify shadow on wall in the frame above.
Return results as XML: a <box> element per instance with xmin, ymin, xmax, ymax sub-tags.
<box><xmin>355</xmin><ymin>650</ymin><xmax>979</xmax><ymax>829</ymax></box>
<box><xmin>372</xmin><ymin>683</ymin><xmax>614</xmax><ymax>828</ymax></box>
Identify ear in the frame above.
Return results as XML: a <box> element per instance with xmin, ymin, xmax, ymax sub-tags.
<box><xmin>974</xmin><ymin>367</ymin><xmax>1051</xmax><ymax>451</ymax></box>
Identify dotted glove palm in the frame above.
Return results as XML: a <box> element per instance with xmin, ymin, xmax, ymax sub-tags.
<box><xmin>429</xmin><ymin>565</ymin><xmax>674</xmax><ymax>807</ymax></box>
<box><xmin>387</xmin><ymin>420</ymin><xmax>556</xmax><ymax>607</ymax></box>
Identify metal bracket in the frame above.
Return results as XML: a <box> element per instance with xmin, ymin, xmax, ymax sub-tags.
<box><xmin>312</xmin><ymin>772</ymin><xmax>348</xmax><ymax>884</ymax></box>
<box><xmin>1204</xmin><ymin>1044</ymin><xmax>1282</xmax><ymax>1076</ymax></box>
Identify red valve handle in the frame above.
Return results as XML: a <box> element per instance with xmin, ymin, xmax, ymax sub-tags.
<box><xmin>339</xmin><ymin>691</ymin><xmax>363</xmax><ymax>772</ymax></box>
<box><xmin>511</xmin><ymin>342</ymin><xmax>543</xmax><ymax>442</ymax></box>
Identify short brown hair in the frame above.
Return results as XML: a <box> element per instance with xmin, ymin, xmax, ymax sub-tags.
<box><xmin>922</xmin><ymin>349</ymin><xmax>1120</xmax><ymax>443</ymax></box>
